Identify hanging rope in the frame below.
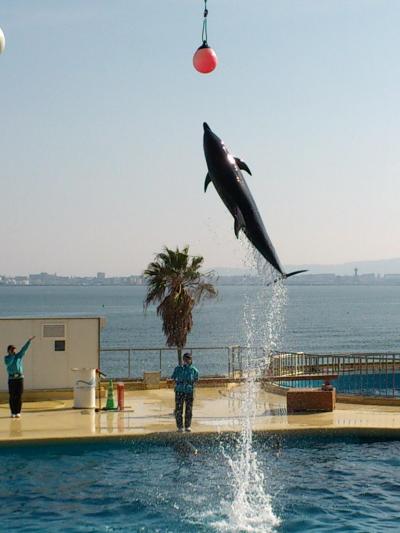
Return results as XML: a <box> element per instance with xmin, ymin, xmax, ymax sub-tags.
<box><xmin>201</xmin><ymin>0</ymin><xmax>208</xmax><ymax>45</ymax></box>
<box><xmin>193</xmin><ymin>0</ymin><xmax>217</xmax><ymax>73</ymax></box>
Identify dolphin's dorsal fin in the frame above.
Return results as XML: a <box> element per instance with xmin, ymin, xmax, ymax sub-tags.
<box><xmin>204</xmin><ymin>173</ymin><xmax>212</xmax><ymax>192</ymax></box>
<box><xmin>235</xmin><ymin>158</ymin><xmax>252</xmax><ymax>175</ymax></box>
<box><xmin>233</xmin><ymin>207</ymin><xmax>246</xmax><ymax>238</ymax></box>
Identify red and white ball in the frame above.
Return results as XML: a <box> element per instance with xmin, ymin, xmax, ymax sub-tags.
<box><xmin>193</xmin><ymin>44</ymin><xmax>218</xmax><ymax>74</ymax></box>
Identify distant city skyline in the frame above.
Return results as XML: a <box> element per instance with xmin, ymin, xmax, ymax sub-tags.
<box><xmin>2</xmin><ymin>268</ymin><xmax>400</xmax><ymax>287</ymax></box>
<box><xmin>1</xmin><ymin>2</ymin><xmax>400</xmax><ymax>274</ymax></box>
<box><xmin>2</xmin><ymin>255</ymin><xmax>400</xmax><ymax>279</ymax></box>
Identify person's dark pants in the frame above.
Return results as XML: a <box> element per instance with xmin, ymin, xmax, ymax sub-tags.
<box><xmin>8</xmin><ymin>378</ymin><xmax>24</xmax><ymax>415</ymax></box>
<box><xmin>175</xmin><ymin>392</ymin><xmax>194</xmax><ymax>429</ymax></box>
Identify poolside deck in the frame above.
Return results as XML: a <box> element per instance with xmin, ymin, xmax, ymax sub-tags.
<box><xmin>1</xmin><ymin>386</ymin><xmax>400</xmax><ymax>444</ymax></box>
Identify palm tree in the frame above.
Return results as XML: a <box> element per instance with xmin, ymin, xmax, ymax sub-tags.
<box><xmin>144</xmin><ymin>246</ymin><xmax>217</xmax><ymax>365</ymax></box>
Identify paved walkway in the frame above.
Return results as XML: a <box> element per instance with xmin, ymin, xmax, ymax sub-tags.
<box><xmin>0</xmin><ymin>386</ymin><xmax>400</xmax><ymax>443</ymax></box>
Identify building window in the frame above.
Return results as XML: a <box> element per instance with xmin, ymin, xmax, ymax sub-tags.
<box><xmin>54</xmin><ymin>340</ymin><xmax>66</xmax><ymax>351</ymax></box>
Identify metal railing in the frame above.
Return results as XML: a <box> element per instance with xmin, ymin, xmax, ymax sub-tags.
<box><xmin>268</xmin><ymin>351</ymin><xmax>400</xmax><ymax>398</ymax></box>
<box><xmin>100</xmin><ymin>346</ymin><xmax>400</xmax><ymax>398</ymax></box>
<box><xmin>100</xmin><ymin>346</ymin><xmax>233</xmax><ymax>379</ymax></box>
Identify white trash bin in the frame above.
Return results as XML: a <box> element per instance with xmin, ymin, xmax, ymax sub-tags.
<box><xmin>72</xmin><ymin>368</ymin><xmax>96</xmax><ymax>409</ymax></box>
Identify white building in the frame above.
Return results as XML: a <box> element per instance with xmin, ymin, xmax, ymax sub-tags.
<box><xmin>0</xmin><ymin>316</ymin><xmax>105</xmax><ymax>391</ymax></box>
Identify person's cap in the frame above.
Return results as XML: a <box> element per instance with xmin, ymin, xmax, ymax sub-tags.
<box><xmin>183</xmin><ymin>352</ymin><xmax>192</xmax><ymax>359</ymax></box>
<box><xmin>7</xmin><ymin>345</ymin><xmax>16</xmax><ymax>352</ymax></box>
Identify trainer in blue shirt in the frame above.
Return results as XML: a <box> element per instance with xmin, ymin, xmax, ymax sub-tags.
<box><xmin>4</xmin><ymin>336</ymin><xmax>35</xmax><ymax>418</ymax></box>
<box><xmin>171</xmin><ymin>352</ymin><xmax>199</xmax><ymax>432</ymax></box>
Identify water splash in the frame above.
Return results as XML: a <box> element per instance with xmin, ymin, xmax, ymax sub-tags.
<box><xmin>216</xmin><ymin>238</ymin><xmax>287</xmax><ymax>532</ymax></box>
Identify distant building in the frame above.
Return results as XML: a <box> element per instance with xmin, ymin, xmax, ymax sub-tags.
<box><xmin>97</xmin><ymin>272</ymin><xmax>106</xmax><ymax>280</ymax></box>
<box><xmin>384</xmin><ymin>274</ymin><xmax>400</xmax><ymax>280</ymax></box>
<box><xmin>29</xmin><ymin>272</ymin><xmax>57</xmax><ymax>285</ymax></box>
<box><xmin>29</xmin><ymin>273</ymin><xmax>70</xmax><ymax>285</ymax></box>
<box><xmin>286</xmin><ymin>273</ymin><xmax>336</xmax><ymax>285</ymax></box>
<box><xmin>383</xmin><ymin>274</ymin><xmax>400</xmax><ymax>285</ymax></box>
<box><xmin>128</xmin><ymin>275</ymin><xmax>144</xmax><ymax>285</ymax></box>
<box><xmin>359</xmin><ymin>273</ymin><xmax>375</xmax><ymax>283</ymax></box>
<box><xmin>15</xmin><ymin>276</ymin><xmax>29</xmax><ymax>285</ymax></box>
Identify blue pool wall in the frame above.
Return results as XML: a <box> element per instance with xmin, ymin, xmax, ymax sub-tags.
<box><xmin>282</xmin><ymin>372</ymin><xmax>400</xmax><ymax>398</ymax></box>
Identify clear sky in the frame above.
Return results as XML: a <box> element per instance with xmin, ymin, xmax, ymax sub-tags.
<box><xmin>1</xmin><ymin>0</ymin><xmax>399</xmax><ymax>275</ymax></box>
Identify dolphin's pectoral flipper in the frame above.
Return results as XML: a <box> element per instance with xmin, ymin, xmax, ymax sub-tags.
<box><xmin>204</xmin><ymin>173</ymin><xmax>212</xmax><ymax>192</ymax></box>
<box><xmin>233</xmin><ymin>207</ymin><xmax>246</xmax><ymax>238</ymax></box>
<box><xmin>234</xmin><ymin>158</ymin><xmax>252</xmax><ymax>175</ymax></box>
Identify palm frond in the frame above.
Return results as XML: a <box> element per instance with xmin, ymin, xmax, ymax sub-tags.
<box><xmin>143</xmin><ymin>245</ymin><xmax>217</xmax><ymax>352</ymax></box>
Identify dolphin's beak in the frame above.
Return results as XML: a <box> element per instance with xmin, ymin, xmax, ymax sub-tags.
<box><xmin>203</xmin><ymin>122</ymin><xmax>211</xmax><ymax>133</ymax></box>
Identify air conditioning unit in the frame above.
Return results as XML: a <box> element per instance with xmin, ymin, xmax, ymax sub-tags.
<box><xmin>42</xmin><ymin>324</ymin><xmax>66</xmax><ymax>351</ymax></box>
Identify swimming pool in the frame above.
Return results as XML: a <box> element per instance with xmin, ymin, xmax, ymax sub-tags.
<box><xmin>282</xmin><ymin>371</ymin><xmax>400</xmax><ymax>398</ymax></box>
<box><xmin>1</xmin><ymin>433</ymin><xmax>399</xmax><ymax>532</ymax></box>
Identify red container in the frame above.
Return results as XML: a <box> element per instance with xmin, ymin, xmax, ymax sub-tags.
<box><xmin>193</xmin><ymin>44</ymin><xmax>218</xmax><ymax>74</ymax></box>
<box><xmin>117</xmin><ymin>382</ymin><xmax>125</xmax><ymax>411</ymax></box>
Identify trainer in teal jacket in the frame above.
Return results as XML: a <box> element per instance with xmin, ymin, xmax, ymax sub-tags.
<box><xmin>171</xmin><ymin>353</ymin><xmax>199</xmax><ymax>432</ymax></box>
<box><xmin>4</xmin><ymin>338</ymin><xmax>33</xmax><ymax>378</ymax></box>
<box><xmin>4</xmin><ymin>336</ymin><xmax>35</xmax><ymax>418</ymax></box>
<box><xmin>171</xmin><ymin>362</ymin><xmax>199</xmax><ymax>394</ymax></box>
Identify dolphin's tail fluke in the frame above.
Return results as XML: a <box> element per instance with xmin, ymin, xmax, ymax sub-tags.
<box><xmin>266</xmin><ymin>269</ymin><xmax>308</xmax><ymax>286</ymax></box>
<box><xmin>284</xmin><ymin>269</ymin><xmax>308</xmax><ymax>279</ymax></box>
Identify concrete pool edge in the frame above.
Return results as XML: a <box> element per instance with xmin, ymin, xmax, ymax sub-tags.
<box><xmin>1</xmin><ymin>388</ymin><xmax>400</xmax><ymax>445</ymax></box>
<box><xmin>1</xmin><ymin>426</ymin><xmax>400</xmax><ymax>447</ymax></box>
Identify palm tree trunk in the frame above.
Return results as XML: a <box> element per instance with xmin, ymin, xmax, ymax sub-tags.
<box><xmin>177</xmin><ymin>348</ymin><xmax>183</xmax><ymax>366</ymax></box>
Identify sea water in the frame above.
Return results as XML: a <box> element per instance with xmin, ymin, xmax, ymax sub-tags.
<box><xmin>0</xmin><ymin>284</ymin><xmax>400</xmax><ymax>376</ymax></box>
<box><xmin>0</xmin><ymin>284</ymin><xmax>399</xmax><ymax>352</ymax></box>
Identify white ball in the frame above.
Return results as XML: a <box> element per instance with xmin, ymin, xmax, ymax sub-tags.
<box><xmin>0</xmin><ymin>27</ymin><xmax>5</xmax><ymax>54</ymax></box>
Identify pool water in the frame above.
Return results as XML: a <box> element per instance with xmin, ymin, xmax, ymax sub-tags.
<box><xmin>283</xmin><ymin>372</ymin><xmax>400</xmax><ymax>398</ymax></box>
<box><xmin>1</xmin><ymin>434</ymin><xmax>399</xmax><ymax>532</ymax></box>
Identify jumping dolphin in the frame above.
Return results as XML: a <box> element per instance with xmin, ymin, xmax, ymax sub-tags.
<box><xmin>203</xmin><ymin>122</ymin><xmax>307</xmax><ymax>280</ymax></box>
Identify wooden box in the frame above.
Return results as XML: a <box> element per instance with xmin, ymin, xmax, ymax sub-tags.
<box><xmin>287</xmin><ymin>388</ymin><xmax>336</xmax><ymax>413</ymax></box>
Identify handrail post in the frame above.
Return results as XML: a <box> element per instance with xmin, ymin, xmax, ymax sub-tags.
<box><xmin>159</xmin><ymin>349</ymin><xmax>162</xmax><ymax>374</ymax></box>
<box><xmin>128</xmin><ymin>349</ymin><xmax>131</xmax><ymax>378</ymax></box>
<box><xmin>385</xmin><ymin>354</ymin><xmax>389</xmax><ymax>397</ymax></box>
<box><xmin>393</xmin><ymin>355</ymin><xmax>395</xmax><ymax>397</ymax></box>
